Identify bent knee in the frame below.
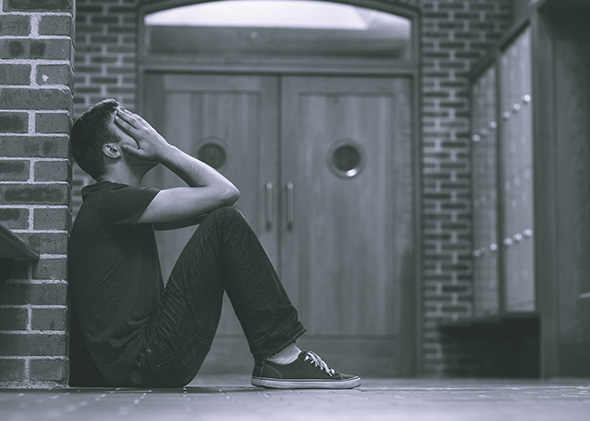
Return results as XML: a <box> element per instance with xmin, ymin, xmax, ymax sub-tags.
<box><xmin>198</xmin><ymin>206</ymin><xmax>251</xmax><ymax>235</ymax></box>
<box><xmin>205</xmin><ymin>205</ymin><xmax>248</xmax><ymax>227</ymax></box>
<box><xmin>212</xmin><ymin>205</ymin><xmax>238</xmax><ymax>215</ymax></box>
<box><xmin>209</xmin><ymin>205</ymin><xmax>240</xmax><ymax>220</ymax></box>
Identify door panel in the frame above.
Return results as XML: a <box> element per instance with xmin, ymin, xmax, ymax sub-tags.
<box><xmin>145</xmin><ymin>73</ymin><xmax>279</xmax><ymax>280</ymax></box>
<box><xmin>281</xmin><ymin>76</ymin><xmax>414</xmax><ymax>375</ymax></box>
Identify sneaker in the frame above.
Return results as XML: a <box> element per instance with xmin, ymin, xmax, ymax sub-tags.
<box><xmin>251</xmin><ymin>350</ymin><xmax>361</xmax><ymax>389</ymax></box>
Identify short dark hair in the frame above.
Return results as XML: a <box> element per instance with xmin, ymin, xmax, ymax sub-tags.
<box><xmin>71</xmin><ymin>99</ymin><xmax>121</xmax><ymax>179</ymax></box>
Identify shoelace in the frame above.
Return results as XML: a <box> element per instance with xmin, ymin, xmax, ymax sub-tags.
<box><xmin>303</xmin><ymin>351</ymin><xmax>335</xmax><ymax>376</ymax></box>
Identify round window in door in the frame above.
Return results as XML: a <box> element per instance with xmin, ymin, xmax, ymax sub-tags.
<box><xmin>327</xmin><ymin>139</ymin><xmax>366</xmax><ymax>179</ymax></box>
<box><xmin>195</xmin><ymin>137</ymin><xmax>228</xmax><ymax>171</ymax></box>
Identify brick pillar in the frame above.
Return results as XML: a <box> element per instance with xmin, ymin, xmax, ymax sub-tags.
<box><xmin>0</xmin><ymin>0</ymin><xmax>74</xmax><ymax>387</ymax></box>
<box><xmin>419</xmin><ymin>0</ymin><xmax>513</xmax><ymax>375</ymax></box>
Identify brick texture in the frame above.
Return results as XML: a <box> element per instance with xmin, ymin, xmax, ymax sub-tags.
<box><xmin>3</xmin><ymin>0</ymin><xmax>73</xmax><ymax>12</ymax></box>
<box><xmin>69</xmin><ymin>0</ymin><xmax>516</xmax><ymax>378</ymax></box>
<box><xmin>29</xmin><ymin>358</ymin><xmax>67</xmax><ymax>383</ymax></box>
<box><xmin>0</xmin><ymin>208</ymin><xmax>29</xmax><ymax>229</ymax></box>
<box><xmin>1</xmin><ymin>282</ymin><xmax>68</xmax><ymax>306</ymax></box>
<box><xmin>0</xmin><ymin>160</ymin><xmax>29</xmax><ymax>181</ymax></box>
<box><xmin>0</xmin><ymin>359</ymin><xmax>26</xmax><ymax>382</ymax></box>
<box><xmin>32</xmin><ymin>258</ymin><xmax>68</xmax><ymax>280</ymax></box>
<box><xmin>420</xmin><ymin>0</ymin><xmax>513</xmax><ymax>376</ymax></box>
<box><xmin>0</xmin><ymin>136</ymin><xmax>70</xmax><ymax>158</ymax></box>
<box><xmin>0</xmin><ymin>307</ymin><xmax>28</xmax><ymax>330</ymax></box>
<box><xmin>0</xmin><ymin>63</ymin><xmax>31</xmax><ymax>84</ymax></box>
<box><xmin>31</xmin><ymin>307</ymin><xmax>67</xmax><ymax>330</ymax></box>
<box><xmin>0</xmin><ymin>112</ymin><xmax>28</xmax><ymax>133</ymax></box>
<box><xmin>0</xmin><ymin>334</ymin><xmax>66</xmax><ymax>356</ymax></box>
<box><xmin>35</xmin><ymin>111</ymin><xmax>72</xmax><ymax>134</ymax></box>
<box><xmin>0</xmin><ymin>13</ymin><xmax>30</xmax><ymax>35</ymax></box>
<box><xmin>0</xmin><ymin>184</ymin><xmax>70</xmax><ymax>205</ymax></box>
<box><xmin>74</xmin><ymin>0</ymin><xmax>138</xmax><ymax>114</ymax></box>
<box><xmin>0</xmin><ymin>0</ymin><xmax>74</xmax><ymax>388</ymax></box>
<box><xmin>33</xmin><ymin>208</ymin><xmax>71</xmax><ymax>230</ymax></box>
<box><xmin>0</xmin><ymin>38</ymin><xmax>72</xmax><ymax>60</ymax></box>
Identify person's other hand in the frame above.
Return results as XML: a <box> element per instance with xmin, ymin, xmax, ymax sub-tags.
<box><xmin>114</xmin><ymin>108</ymin><xmax>172</xmax><ymax>161</ymax></box>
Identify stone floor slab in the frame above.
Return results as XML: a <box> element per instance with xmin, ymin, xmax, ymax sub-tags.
<box><xmin>2</xmin><ymin>376</ymin><xmax>589</xmax><ymax>421</ymax></box>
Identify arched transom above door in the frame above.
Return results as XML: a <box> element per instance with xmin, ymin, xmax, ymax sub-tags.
<box><xmin>142</xmin><ymin>0</ymin><xmax>415</xmax><ymax>61</ymax></box>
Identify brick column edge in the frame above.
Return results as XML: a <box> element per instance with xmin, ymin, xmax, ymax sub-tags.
<box><xmin>0</xmin><ymin>0</ymin><xmax>75</xmax><ymax>388</ymax></box>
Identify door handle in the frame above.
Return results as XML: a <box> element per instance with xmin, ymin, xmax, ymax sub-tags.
<box><xmin>265</xmin><ymin>182</ymin><xmax>273</xmax><ymax>228</ymax></box>
<box><xmin>286</xmin><ymin>182</ymin><xmax>294</xmax><ymax>229</ymax></box>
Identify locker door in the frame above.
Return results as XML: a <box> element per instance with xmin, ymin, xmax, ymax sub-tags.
<box><xmin>472</xmin><ymin>65</ymin><xmax>499</xmax><ymax>317</ymax></box>
<box><xmin>500</xmin><ymin>27</ymin><xmax>535</xmax><ymax>312</ymax></box>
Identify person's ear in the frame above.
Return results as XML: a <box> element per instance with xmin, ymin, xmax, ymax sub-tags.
<box><xmin>102</xmin><ymin>143</ymin><xmax>121</xmax><ymax>160</ymax></box>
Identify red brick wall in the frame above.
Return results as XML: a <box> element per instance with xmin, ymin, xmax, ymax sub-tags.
<box><xmin>70</xmin><ymin>0</ymin><xmax>515</xmax><ymax>377</ymax></box>
<box><xmin>0</xmin><ymin>0</ymin><xmax>74</xmax><ymax>386</ymax></box>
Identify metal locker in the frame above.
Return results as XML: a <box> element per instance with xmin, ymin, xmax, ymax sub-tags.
<box><xmin>500</xmin><ymin>27</ymin><xmax>535</xmax><ymax>312</ymax></box>
<box><xmin>472</xmin><ymin>65</ymin><xmax>499</xmax><ymax>317</ymax></box>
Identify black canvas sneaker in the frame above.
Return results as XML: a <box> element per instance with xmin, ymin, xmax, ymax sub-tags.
<box><xmin>251</xmin><ymin>350</ymin><xmax>361</xmax><ymax>389</ymax></box>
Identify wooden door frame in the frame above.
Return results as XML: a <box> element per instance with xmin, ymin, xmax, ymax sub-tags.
<box><xmin>136</xmin><ymin>0</ymin><xmax>423</xmax><ymax>376</ymax></box>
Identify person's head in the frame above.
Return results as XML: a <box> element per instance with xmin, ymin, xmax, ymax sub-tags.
<box><xmin>71</xmin><ymin>99</ymin><xmax>156</xmax><ymax>181</ymax></box>
<box><xmin>71</xmin><ymin>99</ymin><xmax>122</xmax><ymax>180</ymax></box>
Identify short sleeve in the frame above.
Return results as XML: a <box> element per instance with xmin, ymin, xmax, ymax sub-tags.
<box><xmin>100</xmin><ymin>184</ymin><xmax>160</xmax><ymax>227</ymax></box>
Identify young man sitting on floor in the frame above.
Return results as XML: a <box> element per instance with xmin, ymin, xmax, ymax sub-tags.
<box><xmin>68</xmin><ymin>99</ymin><xmax>361</xmax><ymax>389</ymax></box>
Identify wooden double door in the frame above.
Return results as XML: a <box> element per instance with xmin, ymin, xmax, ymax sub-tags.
<box><xmin>143</xmin><ymin>73</ymin><xmax>415</xmax><ymax>376</ymax></box>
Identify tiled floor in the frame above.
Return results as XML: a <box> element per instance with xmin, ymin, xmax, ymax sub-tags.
<box><xmin>2</xmin><ymin>376</ymin><xmax>590</xmax><ymax>421</ymax></box>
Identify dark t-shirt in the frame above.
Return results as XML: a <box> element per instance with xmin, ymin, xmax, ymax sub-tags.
<box><xmin>69</xmin><ymin>181</ymin><xmax>162</xmax><ymax>386</ymax></box>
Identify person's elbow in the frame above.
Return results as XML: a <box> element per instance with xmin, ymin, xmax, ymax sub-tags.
<box><xmin>222</xmin><ymin>184</ymin><xmax>240</xmax><ymax>206</ymax></box>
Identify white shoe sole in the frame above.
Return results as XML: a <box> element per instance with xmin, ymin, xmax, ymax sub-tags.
<box><xmin>251</xmin><ymin>376</ymin><xmax>361</xmax><ymax>389</ymax></box>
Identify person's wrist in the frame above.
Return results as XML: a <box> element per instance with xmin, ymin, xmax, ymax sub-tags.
<box><xmin>157</xmin><ymin>144</ymin><xmax>180</xmax><ymax>163</ymax></box>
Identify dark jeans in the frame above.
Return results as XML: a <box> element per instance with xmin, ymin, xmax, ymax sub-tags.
<box><xmin>121</xmin><ymin>206</ymin><xmax>305</xmax><ymax>387</ymax></box>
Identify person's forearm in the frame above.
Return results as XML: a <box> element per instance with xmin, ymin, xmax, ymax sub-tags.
<box><xmin>115</xmin><ymin>108</ymin><xmax>239</xmax><ymax>199</ymax></box>
<box><xmin>160</xmin><ymin>145</ymin><xmax>237</xmax><ymax>192</ymax></box>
